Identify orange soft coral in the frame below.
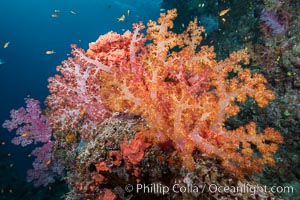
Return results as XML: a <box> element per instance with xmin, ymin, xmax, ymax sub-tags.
<box><xmin>80</xmin><ymin>9</ymin><xmax>283</xmax><ymax>178</ymax></box>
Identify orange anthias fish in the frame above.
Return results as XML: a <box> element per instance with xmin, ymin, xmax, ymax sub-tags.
<box><xmin>45</xmin><ymin>50</ymin><xmax>56</xmax><ymax>55</ymax></box>
<box><xmin>219</xmin><ymin>8</ymin><xmax>230</xmax><ymax>16</ymax></box>
<box><xmin>117</xmin><ymin>14</ymin><xmax>125</xmax><ymax>22</ymax></box>
<box><xmin>79</xmin><ymin>107</ymin><xmax>86</xmax><ymax>116</ymax></box>
<box><xmin>3</xmin><ymin>42</ymin><xmax>10</xmax><ymax>48</ymax></box>
<box><xmin>45</xmin><ymin>160</ymin><xmax>51</xmax><ymax>166</ymax></box>
<box><xmin>21</xmin><ymin>133</ymin><xmax>28</xmax><ymax>137</ymax></box>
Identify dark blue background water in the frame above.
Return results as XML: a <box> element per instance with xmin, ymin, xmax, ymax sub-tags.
<box><xmin>0</xmin><ymin>0</ymin><xmax>162</xmax><ymax>179</ymax></box>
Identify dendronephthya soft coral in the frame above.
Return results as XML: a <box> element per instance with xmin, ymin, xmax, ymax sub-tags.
<box><xmin>57</xmin><ymin>9</ymin><xmax>282</xmax><ymax>178</ymax></box>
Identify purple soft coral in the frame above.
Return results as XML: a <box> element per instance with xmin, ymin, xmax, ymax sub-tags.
<box><xmin>3</xmin><ymin>98</ymin><xmax>52</xmax><ymax>146</ymax></box>
<box><xmin>27</xmin><ymin>141</ymin><xmax>64</xmax><ymax>187</ymax></box>
<box><xmin>2</xmin><ymin>99</ymin><xmax>62</xmax><ymax>187</ymax></box>
<box><xmin>260</xmin><ymin>10</ymin><xmax>286</xmax><ymax>34</ymax></box>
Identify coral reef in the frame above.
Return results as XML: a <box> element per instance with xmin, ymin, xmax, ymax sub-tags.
<box><xmin>245</xmin><ymin>1</ymin><xmax>300</xmax><ymax>198</ymax></box>
<box><xmin>50</xmin><ymin>9</ymin><xmax>282</xmax><ymax>199</ymax></box>
<box><xmin>63</xmin><ymin>114</ymin><xmax>280</xmax><ymax>200</ymax></box>
<box><xmin>3</xmin><ymin>7</ymin><xmax>286</xmax><ymax>200</ymax></box>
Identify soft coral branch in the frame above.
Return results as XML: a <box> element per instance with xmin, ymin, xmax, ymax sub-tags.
<box><xmin>3</xmin><ymin>99</ymin><xmax>51</xmax><ymax>146</ymax></box>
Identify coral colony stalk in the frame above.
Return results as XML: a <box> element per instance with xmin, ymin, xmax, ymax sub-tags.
<box><xmin>3</xmin><ymin>9</ymin><xmax>283</xmax><ymax>196</ymax></box>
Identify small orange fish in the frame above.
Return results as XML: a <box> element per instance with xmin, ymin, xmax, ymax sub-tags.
<box><xmin>3</xmin><ymin>42</ymin><xmax>10</xmax><ymax>48</ymax></box>
<box><xmin>117</xmin><ymin>14</ymin><xmax>125</xmax><ymax>22</ymax></box>
<box><xmin>21</xmin><ymin>133</ymin><xmax>28</xmax><ymax>137</ymax></box>
<box><xmin>54</xmin><ymin>9</ymin><xmax>60</xmax><ymax>13</ymax></box>
<box><xmin>45</xmin><ymin>50</ymin><xmax>56</xmax><ymax>55</ymax></box>
<box><xmin>79</xmin><ymin>107</ymin><xmax>86</xmax><ymax>116</ymax></box>
<box><xmin>45</xmin><ymin>160</ymin><xmax>51</xmax><ymax>166</ymax></box>
<box><xmin>51</xmin><ymin>13</ymin><xmax>58</xmax><ymax>18</ymax></box>
<box><xmin>219</xmin><ymin>8</ymin><xmax>230</xmax><ymax>16</ymax></box>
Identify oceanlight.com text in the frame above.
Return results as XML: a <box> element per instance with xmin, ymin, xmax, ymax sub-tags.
<box><xmin>124</xmin><ymin>183</ymin><xmax>294</xmax><ymax>196</ymax></box>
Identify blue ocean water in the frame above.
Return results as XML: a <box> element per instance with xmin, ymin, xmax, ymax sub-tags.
<box><xmin>0</xmin><ymin>0</ymin><xmax>162</xmax><ymax>180</ymax></box>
